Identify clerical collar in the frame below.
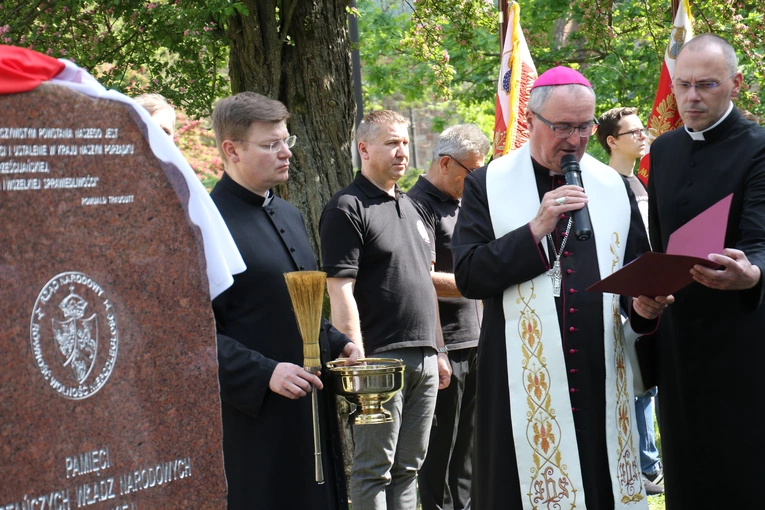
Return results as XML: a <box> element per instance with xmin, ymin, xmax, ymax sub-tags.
<box><xmin>531</xmin><ymin>157</ymin><xmax>559</xmax><ymax>177</ymax></box>
<box><xmin>219</xmin><ymin>172</ymin><xmax>273</xmax><ymax>207</ymax></box>
<box><xmin>684</xmin><ymin>101</ymin><xmax>734</xmax><ymax>141</ymax></box>
<box><xmin>263</xmin><ymin>189</ymin><xmax>274</xmax><ymax>207</ymax></box>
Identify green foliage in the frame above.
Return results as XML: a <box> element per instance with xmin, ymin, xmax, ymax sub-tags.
<box><xmin>690</xmin><ymin>0</ymin><xmax>764</xmax><ymax>114</ymax></box>
<box><xmin>357</xmin><ymin>1</ymin><xmax>496</xmax><ymax>144</ymax></box>
<box><xmin>0</xmin><ymin>0</ymin><xmax>248</xmax><ymax>117</ymax></box>
<box><xmin>397</xmin><ymin>167</ymin><xmax>424</xmax><ymax>192</ymax></box>
<box><xmin>3</xmin><ymin>0</ymin><xmax>762</xmax><ymax>180</ymax></box>
<box><xmin>648</xmin><ymin>494</ymin><xmax>666</xmax><ymax>510</ymax></box>
<box><xmin>403</xmin><ymin>0</ymin><xmax>496</xmax><ymax>103</ymax></box>
<box><xmin>174</xmin><ymin>111</ymin><xmax>223</xmax><ymax>191</ymax></box>
<box><xmin>578</xmin><ymin>0</ymin><xmax>763</xmax><ymax>117</ymax></box>
<box><xmin>358</xmin><ymin>0</ymin><xmax>496</xmax><ymax>107</ymax></box>
<box><xmin>4</xmin><ymin>0</ymin><xmax>763</xmax><ymax>122</ymax></box>
<box><xmin>586</xmin><ymin>136</ymin><xmax>609</xmax><ymax>166</ymax></box>
<box><xmin>452</xmin><ymin>101</ymin><xmax>495</xmax><ymax>140</ymax></box>
<box><xmin>361</xmin><ymin>0</ymin><xmax>764</xmax><ymax>129</ymax></box>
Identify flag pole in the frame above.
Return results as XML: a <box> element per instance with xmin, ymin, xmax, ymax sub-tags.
<box><xmin>499</xmin><ymin>0</ymin><xmax>509</xmax><ymax>54</ymax></box>
<box><xmin>637</xmin><ymin>0</ymin><xmax>693</xmax><ymax>185</ymax></box>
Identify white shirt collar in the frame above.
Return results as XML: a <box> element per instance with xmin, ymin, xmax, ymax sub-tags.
<box><xmin>263</xmin><ymin>189</ymin><xmax>274</xmax><ymax>207</ymax></box>
<box><xmin>684</xmin><ymin>102</ymin><xmax>734</xmax><ymax>141</ymax></box>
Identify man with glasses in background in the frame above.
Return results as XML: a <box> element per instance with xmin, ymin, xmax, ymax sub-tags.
<box><xmin>407</xmin><ymin>124</ymin><xmax>490</xmax><ymax>510</ymax></box>
<box><xmin>596</xmin><ymin>107</ymin><xmax>664</xmax><ymax>497</ymax></box>
<box><xmin>648</xmin><ymin>34</ymin><xmax>765</xmax><ymax>509</ymax></box>
<box><xmin>452</xmin><ymin>66</ymin><xmax>671</xmax><ymax>509</ymax></box>
<box><xmin>210</xmin><ymin>91</ymin><xmax>359</xmax><ymax>509</ymax></box>
<box><xmin>596</xmin><ymin>107</ymin><xmax>650</xmax><ymax>222</ymax></box>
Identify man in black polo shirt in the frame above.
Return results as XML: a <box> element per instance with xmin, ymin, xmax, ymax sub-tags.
<box><xmin>320</xmin><ymin>109</ymin><xmax>450</xmax><ymax>510</ymax></box>
<box><xmin>407</xmin><ymin>124</ymin><xmax>490</xmax><ymax>510</ymax></box>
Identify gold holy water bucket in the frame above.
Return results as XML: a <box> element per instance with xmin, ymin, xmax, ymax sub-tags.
<box><xmin>326</xmin><ymin>358</ymin><xmax>405</xmax><ymax>425</ymax></box>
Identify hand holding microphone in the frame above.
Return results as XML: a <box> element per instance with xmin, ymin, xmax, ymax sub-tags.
<box><xmin>560</xmin><ymin>154</ymin><xmax>592</xmax><ymax>241</ymax></box>
<box><xmin>529</xmin><ymin>183</ymin><xmax>587</xmax><ymax>244</ymax></box>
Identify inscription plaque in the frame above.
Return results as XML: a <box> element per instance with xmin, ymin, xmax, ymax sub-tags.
<box><xmin>0</xmin><ymin>79</ymin><xmax>227</xmax><ymax>506</ymax></box>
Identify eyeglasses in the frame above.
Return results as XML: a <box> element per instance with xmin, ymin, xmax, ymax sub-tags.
<box><xmin>532</xmin><ymin>112</ymin><xmax>598</xmax><ymax>139</ymax></box>
<box><xmin>613</xmin><ymin>128</ymin><xmax>649</xmax><ymax>139</ymax></box>
<box><xmin>440</xmin><ymin>154</ymin><xmax>476</xmax><ymax>174</ymax></box>
<box><xmin>234</xmin><ymin>135</ymin><xmax>297</xmax><ymax>153</ymax></box>
<box><xmin>672</xmin><ymin>71</ymin><xmax>737</xmax><ymax>94</ymax></box>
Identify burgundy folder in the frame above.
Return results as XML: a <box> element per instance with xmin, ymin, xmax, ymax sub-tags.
<box><xmin>587</xmin><ymin>193</ymin><xmax>733</xmax><ymax>297</ymax></box>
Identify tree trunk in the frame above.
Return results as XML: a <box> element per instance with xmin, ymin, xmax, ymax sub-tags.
<box><xmin>228</xmin><ymin>0</ymin><xmax>356</xmax><ymax>259</ymax></box>
<box><xmin>228</xmin><ymin>4</ymin><xmax>357</xmax><ymax>488</ymax></box>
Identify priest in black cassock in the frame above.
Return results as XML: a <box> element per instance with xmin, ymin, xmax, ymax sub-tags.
<box><xmin>648</xmin><ymin>34</ymin><xmax>765</xmax><ymax>509</ymax></box>
<box><xmin>209</xmin><ymin>92</ymin><xmax>360</xmax><ymax>510</ymax></box>
<box><xmin>452</xmin><ymin>67</ymin><xmax>671</xmax><ymax>510</ymax></box>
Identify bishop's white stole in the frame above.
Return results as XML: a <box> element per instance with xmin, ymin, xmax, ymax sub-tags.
<box><xmin>486</xmin><ymin>144</ymin><xmax>647</xmax><ymax>509</ymax></box>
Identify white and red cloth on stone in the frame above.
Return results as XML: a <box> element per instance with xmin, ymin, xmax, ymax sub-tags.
<box><xmin>0</xmin><ymin>44</ymin><xmax>245</xmax><ymax>299</ymax></box>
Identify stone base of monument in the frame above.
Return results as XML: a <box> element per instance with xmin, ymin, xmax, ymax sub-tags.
<box><xmin>0</xmin><ymin>84</ymin><xmax>227</xmax><ymax>507</ymax></box>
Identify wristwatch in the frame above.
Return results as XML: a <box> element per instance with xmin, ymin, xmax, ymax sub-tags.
<box><xmin>436</xmin><ymin>346</ymin><xmax>448</xmax><ymax>354</ymax></box>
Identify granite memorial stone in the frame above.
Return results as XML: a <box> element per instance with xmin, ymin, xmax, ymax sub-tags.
<box><xmin>0</xmin><ymin>81</ymin><xmax>227</xmax><ymax>508</ymax></box>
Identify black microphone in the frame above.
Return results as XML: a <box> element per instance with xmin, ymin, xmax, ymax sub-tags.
<box><xmin>560</xmin><ymin>154</ymin><xmax>592</xmax><ymax>241</ymax></box>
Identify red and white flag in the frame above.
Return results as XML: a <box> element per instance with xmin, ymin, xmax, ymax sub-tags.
<box><xmin>492</xmin><ymin>1</ymin><xmax>536</xmax><ymax>158</ymax></box>
<box><xmin>637</xmin><ymin>0</ymin><xmax>693</xmax><ymax>186</ymax></box>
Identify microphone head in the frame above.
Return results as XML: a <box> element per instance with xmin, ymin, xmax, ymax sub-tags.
<box><xmin>560</xmin><ymin>154</ymin><xmax>579</xmax><ymax>174</ymax></box>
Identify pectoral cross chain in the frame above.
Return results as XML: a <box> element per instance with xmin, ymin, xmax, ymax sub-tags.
<box><xmin>546</xmin><ymin>217</ymin><xmax>573</xmax><ymax>298</ymax></box>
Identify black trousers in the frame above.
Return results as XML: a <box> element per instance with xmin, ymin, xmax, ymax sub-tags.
<box><xmin>419</xmin><ymin>347</ymin><xmax>477</xmax><ymax>510</ymax></box>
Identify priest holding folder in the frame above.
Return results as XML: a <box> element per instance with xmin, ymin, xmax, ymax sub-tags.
<box><xmin>648</xmin><ymin>34</ymin><xmax>765</xmax><ymax>509</ymax></box>
<box><xmin>452</xmin><ymin>66</ymin><xmax>672</xmax><ymax>510</ymax></box>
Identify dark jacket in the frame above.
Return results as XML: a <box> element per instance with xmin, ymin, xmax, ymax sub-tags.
<box><xmin>648</xmin><ymin>107</ymin><xmax>765</xmax><ymax>509</ymax></box>
<box><xmin>211</xmin><ymin>173</ymin><xmax>349</xmax><ymax>510</ymax></box>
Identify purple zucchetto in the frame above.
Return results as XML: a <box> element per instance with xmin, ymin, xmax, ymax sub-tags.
<box><xmin>531</xmin><ymin>66</ymin><xmax>592</xmax><ymax>89</ymax></box>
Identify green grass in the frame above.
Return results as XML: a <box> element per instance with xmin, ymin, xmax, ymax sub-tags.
<box><xmin>649</xmin><ymin>493</ymin><xmax>666</xmax><ymax>509</ymax></box>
